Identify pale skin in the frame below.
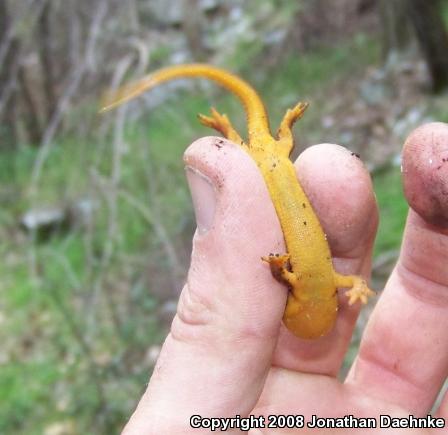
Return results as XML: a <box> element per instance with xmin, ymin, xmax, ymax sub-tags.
<box><xmin>122</xmin><ymin>124</ymin><xmax>448</xmax><ymax>434</ymax></box>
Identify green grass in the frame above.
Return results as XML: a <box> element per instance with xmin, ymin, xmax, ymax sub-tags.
<box><xmin>372</xmin><ymin>168</ymin><xmax>408</xmax><ymax>257</ymax></box>
<box><xmin>0</xmin><ymin>121</ymin><xmax>177</xmax><ymax>432</ymax></box>
<box><xmin>0</xmin><ymin>362</ymin><xmax>61</xmax><ymax>434</ymax></box>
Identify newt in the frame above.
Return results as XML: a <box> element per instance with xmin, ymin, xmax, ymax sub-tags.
<box><xmin>101</xmin><ymin>64</ymin><xmax>375</xmax><ymax>339</ymax></box>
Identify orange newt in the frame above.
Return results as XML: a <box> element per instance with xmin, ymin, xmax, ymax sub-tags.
<box><xmin>101</xmin><ymin>64</ymin><xmax>375</xmax><ymax>339</ymax></box>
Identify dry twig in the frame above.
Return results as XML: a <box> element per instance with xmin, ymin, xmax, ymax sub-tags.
<box><xmin>29</xmin><ymin>0</ymin><xmax>108</xmax><ymax>193</ymax></box>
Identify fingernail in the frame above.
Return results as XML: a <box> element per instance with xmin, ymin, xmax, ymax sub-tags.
<box><xmin>185</xmin><ymin>166</ymin><xmax>216</xmax><ymax>234</ymax></box>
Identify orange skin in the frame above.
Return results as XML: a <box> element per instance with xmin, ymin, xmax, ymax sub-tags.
<box><xmin>101</xmin><ymin>64</ymin><xmax>374</xmax><ymax>339</ymax></box>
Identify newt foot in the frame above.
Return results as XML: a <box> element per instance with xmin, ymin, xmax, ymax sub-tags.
<box><xmin>262</xmin><ymin>253</ymin><xmax>298</xmax><ymax>286</ymax></box>
<box><xmin>334</xmin><ymin>273</ymin><xmax>376</xmax><ymax>305</ymax></box>
<box><xmin>279</xmin><ymin>102</ymin><xmax>309</xmax><ymax>132</ymax></box>
<box><xmin>198</xmin><ymin>107</ymin><xmax>244</xmax><ymax>145</ymax></box>
<box><xmin>276</xmin><ymin>101</ymin><xmax>309</xmax><ymax>155</ymax></box>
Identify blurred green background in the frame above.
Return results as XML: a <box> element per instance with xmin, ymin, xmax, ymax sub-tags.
<box><xmin>1</xmin><ymin>0</ymin><xmax>448</xmax><ymax>433</ymax></box>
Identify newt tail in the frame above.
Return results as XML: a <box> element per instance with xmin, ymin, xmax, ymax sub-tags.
<box><xmin>101</xmin><ymin>63</ymin><xmax>374</xmax><ymax>339</ymax></box>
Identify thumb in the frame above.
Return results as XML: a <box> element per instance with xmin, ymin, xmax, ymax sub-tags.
<box><xmin>123</xmin><ymin>137</ymin><xmax>287</xmax><ymax>434</ymax></box>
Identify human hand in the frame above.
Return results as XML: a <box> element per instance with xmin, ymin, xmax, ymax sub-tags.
<box><xmin>123</xmin><ymin>122</ymin><xmax>448</xmax><ymax>434</ymax></box>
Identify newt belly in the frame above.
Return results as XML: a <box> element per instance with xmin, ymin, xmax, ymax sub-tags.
<box><xmin>101</xmin><ymin>64</ymin><xmax>374</xmax><ymax>339</ymax></box>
